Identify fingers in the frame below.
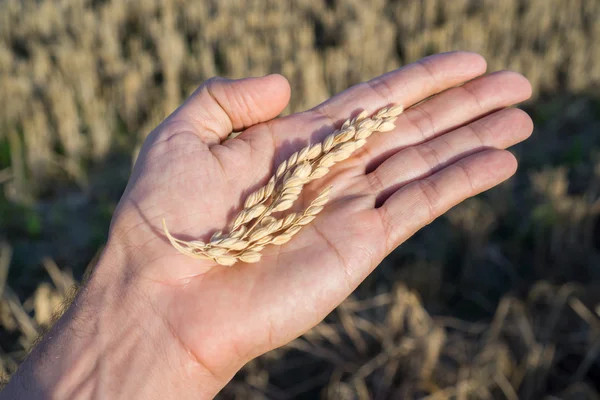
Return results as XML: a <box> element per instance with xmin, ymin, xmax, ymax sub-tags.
<box><xmin>314</xmin><ymin>51</ymin><xmax>487</xmax><ymax>122</ymax></box>
<box><xmin>368</xmin><ymin>107</ymin><xmax>533</xmax><ymax>204</ymax></box>
<box><xmin>360</xmin><ymin>70</ymin><xmax>533</xmax><ymax>172</ymax></box>
<box><xmin>268</xmin><ymin>51</ymin><xmax>487</xmax><ymax>151</ymax></box>
<box><xmin>167</xmin><ymin>74</ymin><xmax>291</xmax><ymax>144</ymax></box>
<box><xmin>377</xmin><ymin>149</ymin><xmax>517</xmax><ymax>252</ymax></box>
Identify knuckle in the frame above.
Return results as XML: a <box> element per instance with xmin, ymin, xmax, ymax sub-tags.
<box><xmin>367</xmin><ymin>170</ymin><xmax>386</xmax><ymax>194</ymax></box>
<box><xmin>367</xmin><ymin>76</ymin><xmax>395</xmax><ymax>103</ymax></box>
<box><xmin>414</xmin><ymin>142</ymin><xmax>442</xmax><ymax>171</ymax></box>
<box><xmin>416</xmin><ymin>178</ymin><xmax>440</xmax><ymax>224</ymax></box>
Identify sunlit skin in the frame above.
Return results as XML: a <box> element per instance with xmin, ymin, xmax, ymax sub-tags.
<box><xmin>1</xmin><ymin>52</ymin><xmax>533</xmax><ymax>399</ymax></box>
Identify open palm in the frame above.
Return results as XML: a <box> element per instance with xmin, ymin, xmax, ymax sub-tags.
<box><xmin>107</xmin><ymin>52</ymin><xmax>532</xmax><ymax>384</ymax></box>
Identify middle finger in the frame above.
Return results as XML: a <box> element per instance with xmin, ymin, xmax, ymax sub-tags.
<box><xmin>358</xmin><ymin>70</ymin><xmax>533</xmax><ymax>174</ymax></box>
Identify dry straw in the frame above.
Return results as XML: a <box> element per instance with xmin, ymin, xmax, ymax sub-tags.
<box><xmin>163</xmin><ymin>104</ymin><xmax>404</xmax><ymax>265</ymax></box>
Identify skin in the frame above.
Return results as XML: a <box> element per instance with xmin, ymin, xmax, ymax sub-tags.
<box><xmin>0</xmin><ymin>51</ymin><xmax>533</xmax><ymax>399</ymax></box>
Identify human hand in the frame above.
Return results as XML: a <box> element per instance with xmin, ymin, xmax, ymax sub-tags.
<box><xmin>1</xmin><ymin>52</ymin><xmax>533</xmax><ymax>399</ymax></box>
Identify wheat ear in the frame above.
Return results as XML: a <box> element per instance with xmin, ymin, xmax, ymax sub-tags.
<box><xmin>163</xmin><ymin>104</ymin><xmax>403</xmax><ymax>266</ymax></box>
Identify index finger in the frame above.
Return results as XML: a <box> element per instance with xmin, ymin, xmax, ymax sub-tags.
<box><xmin>269</xmin><ymin>51</ymin><xmax>488</xmax><ymax>155</ymax></box>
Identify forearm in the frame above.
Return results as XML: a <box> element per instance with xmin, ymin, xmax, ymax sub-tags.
<box><xmin>0</xmin><ymin>245</ymin><xmax>224</xmax><ymax>400</ymax></box>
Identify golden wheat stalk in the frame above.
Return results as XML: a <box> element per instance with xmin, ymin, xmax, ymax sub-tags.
<box><xmin>163</xmin><ymin>104</ymin><xmax>403</xmax><ymax>266</ymax></box>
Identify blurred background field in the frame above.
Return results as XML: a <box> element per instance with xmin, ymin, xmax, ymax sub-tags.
<box><xmin>1</xmin><ymin>0</ymin><xmax>600</xmax><ymax>398</ymax></box>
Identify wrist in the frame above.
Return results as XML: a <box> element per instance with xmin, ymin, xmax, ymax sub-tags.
<box><xmin>1</xmin><ymin>240</ymin><xmax>225</xmax><ymax>399</ymax></box>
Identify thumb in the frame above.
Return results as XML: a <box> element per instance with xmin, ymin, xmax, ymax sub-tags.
<box><xmin>170</xmin><ymin>74</ymin><xmax>291</xmax><ymax>144</ymax></box>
